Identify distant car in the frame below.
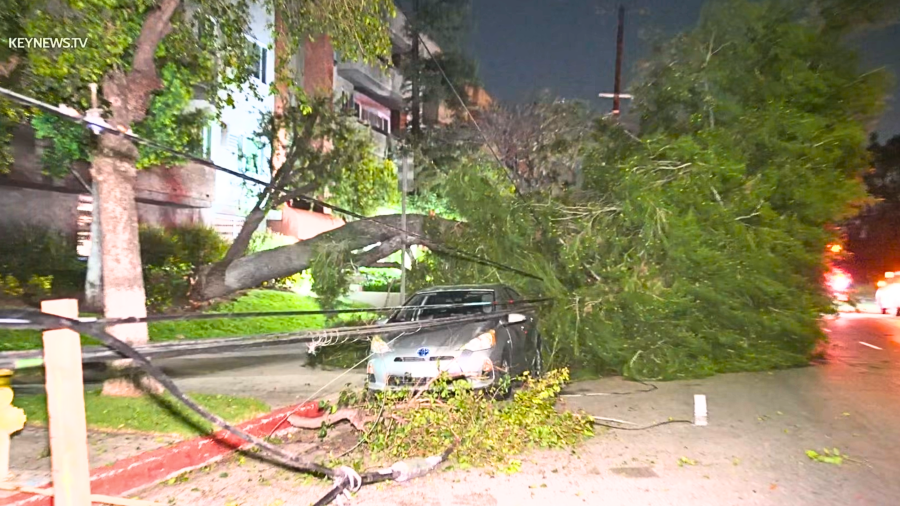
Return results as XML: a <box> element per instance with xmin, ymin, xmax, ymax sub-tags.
<box><xmin>876</xmin><ymin>278</ymin><xmax>900</xmax><ymax>315</ymax></box>
<box><xmin>365</xmin><ymin>284</ymin><xmax>543</xmax><ymax>392</ymax></box>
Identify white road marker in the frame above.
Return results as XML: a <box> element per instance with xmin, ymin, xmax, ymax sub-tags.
<box><xmin>859</xmin><ymin>341</ymin><xmax>883</xmax><ymax>350</ymax></box>
<box><xmin>694</xmin><ymin>394</ymin><xmax>708</xmax><ymax>426</ymax></box>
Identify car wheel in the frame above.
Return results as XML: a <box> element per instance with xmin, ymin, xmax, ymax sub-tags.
<box><xmin>882</xmin><ymin>308</ymin><xmax>888</xmax><ymax>315</ymax></box>
<box><xmin>895</xmin><ymin>307</ymin><xmax>900</xmax><ymax>317</ymax></box>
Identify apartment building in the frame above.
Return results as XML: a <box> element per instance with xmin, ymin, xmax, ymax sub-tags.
<box><xmin>0</xmin><ymin>3</ymin><xmax>486</xmax><ymax>250</ymax></box>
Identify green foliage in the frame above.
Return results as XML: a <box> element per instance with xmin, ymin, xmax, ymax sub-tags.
<box><xmin>144</xmin><ymin>261</ymin><xmax>194</xmax><ymax>312</ymax></box>
<box><xmin>139</xmin><ymin>224</ymin><xmax>229</xmax><ymax>310</ymax></box>
<box><xmin>0</xmin><ymin>224</ymin><xmax>85</xmax><ymax>299</ymax></box>
<box><xmin>146</xmin><ymin>290</ymin><xmax>330</xmax><ymax>341</ymax></box>
<box><xmin>408</xmin><ymin>0</ymin><xmax>889</xmax><ymax>380</ymax></box>
<box><xmin>5</xmin><ymin>0</ymin><xmax>394</xmax><ymax>176</ymax></box>
<box><xmin>17</xmin><ymin>390</ymin><xmax>269</xmax><ymax>436</ymax></box>
<box><xmin>359</xmin><ymin>267</ymin><xmax>399</xmax><ymax>292</ymax></box>
<box><xmin>31</xmin><ymin>110</ymin><xmax>93</xmax><ymax>177</ymax></box>
<box><xmin>340</xmin><ymin>369</ymin><xmax>593</xmax><ymax>469</ymax></box>
<box><xmin>140</xmin><ymin>224</ymin><xmax>229</xmax><ymax>269</ymax></box>
<box><xmin>309</xmin><ymin>242</ymin><xmax>355</xmax><ymax>313</ymax></box>
<box><xmin>328</xmin><ymin>156</ymin><xmax>399</xmax><ymax>216</ymax></box>
<box><xmin>0</xmin><ymin>289</ymin><xmax>340</xmax><ymax>350</ymax></box>
<box><xmin>806</xmin><ymin>448</ymin><xmax>844</xmax><ymax>465</ymax></box>
<box><xmin>132</xmin><ymin>64</ymin><xmax>208</xmax><ymax>169</ymax></box>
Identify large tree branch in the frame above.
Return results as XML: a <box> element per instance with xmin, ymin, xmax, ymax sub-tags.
<box><xmin>104</xmin><ymin>0</ymin><xmax>180</xmax><ymax>126</ymax></box>
<box><xmin>191</xmin><ymin>214</ymin><xmax>457</xmax><ymax>301</ymax></box>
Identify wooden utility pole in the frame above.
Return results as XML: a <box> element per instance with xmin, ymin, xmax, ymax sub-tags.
<box><xmin>612</xmin><ymin>5</ymin><xmax>625</xmax><ymax>117</ymax></box>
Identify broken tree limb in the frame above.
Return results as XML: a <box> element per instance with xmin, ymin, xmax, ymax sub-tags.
<box><xmin>192</xmin><ymin>214</ymin><xmax>456</xmax><ymax>301</ymax></box>
<box><xmin>288</xmin><ymin>408</ymin><xmax>370</xmax><ymax>431</ymax></box>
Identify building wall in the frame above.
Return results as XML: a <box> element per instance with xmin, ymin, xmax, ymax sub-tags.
<box><xmin>200</xmin><ymin>1</ymin><xmax>276</xmax><ymax>239</ymax></box>
<box><xmin>0</xmin><ymin>186</ymin><xmax>80</xmax><ymax>241</ymax></box>
<box><xmin>303</xmin><ymin>36</ymin><xmax>335</xmax><ymax>97</ymax></box>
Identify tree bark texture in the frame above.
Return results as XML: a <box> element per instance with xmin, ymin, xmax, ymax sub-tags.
<box><xmin>92</xmin><ymin>0</ymin><xmax>180</xmax><ymax>396</ymax></box>
<box><xmin>192</xmin><ymin>214</ymin><xmax>453</xmax><ymax>301</ymax></box>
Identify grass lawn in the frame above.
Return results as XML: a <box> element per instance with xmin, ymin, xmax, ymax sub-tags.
<box><xmin>15</xmin><ymin>390</ymin><xmax>270</xmax><ymax>437</ymax></box>
<box><xmin>0</xmin><ymin>290</ymin><xmax>378</xmax><ymax>351</ymax></box>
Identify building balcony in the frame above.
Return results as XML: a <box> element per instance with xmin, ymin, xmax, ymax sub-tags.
<box><xmin>336</xmin><ymin>61</ymin><xmax>404</xmax><ymax>109</ymax></box>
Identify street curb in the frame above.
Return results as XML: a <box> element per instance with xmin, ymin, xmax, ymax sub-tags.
<box><xmin>0</xmin><ymin>404</ymin><xmax>301</xmax><ymax>506</ymax></box>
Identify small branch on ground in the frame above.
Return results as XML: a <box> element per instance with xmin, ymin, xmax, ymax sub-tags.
<box><xmin>288</xmin><ymin>408</ymin><xmax>371</xmax><ymax>431</ymax></box>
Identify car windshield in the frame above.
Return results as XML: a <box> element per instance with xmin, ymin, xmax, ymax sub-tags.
<box><xmin>390</xmin><ymin>290</ymin><xmax>495</xmax><ymax>322</ymax></box>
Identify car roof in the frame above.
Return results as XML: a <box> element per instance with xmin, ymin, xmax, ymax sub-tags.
<box><xmin>415</xmin><ymin>284</ymin><xmax>510</xmax><ymax>294</ymax></box>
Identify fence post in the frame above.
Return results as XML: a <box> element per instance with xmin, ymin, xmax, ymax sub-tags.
<box><xmin>41</xmin><ymin>299</ymin><xmax>92</xmax><ymax>506</ymax></box>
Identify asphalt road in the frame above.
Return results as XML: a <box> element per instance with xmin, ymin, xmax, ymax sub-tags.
<box><xmin>14</xmin><ymin>311</ymin><xmax>900</xmax><ymax>505</ymax></box>
<box><xmin>135</xmin><ymin>311</ymin><xmax>900</xmax><ymax>506</ymax></box>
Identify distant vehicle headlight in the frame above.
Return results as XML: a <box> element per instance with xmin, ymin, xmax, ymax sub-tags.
<box><xmin>461</xmin><ymin>329</ymin><xmax>496</xmax><ymax>352</ymax></box>
<box><xmin>370</xmin><ymin>335</ymin><xmax>391</xmax><ymax>354</ymax></box>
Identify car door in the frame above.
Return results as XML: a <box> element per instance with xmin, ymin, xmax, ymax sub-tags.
<box><xmin>500</xmin><ymin>287</ymin><xmax>530</xmax><ymax>375</ymax></box>
<box><xmin>507</xmin><ymin>287</ymin><xmax>538</xmax><ymax>373</ymax></box>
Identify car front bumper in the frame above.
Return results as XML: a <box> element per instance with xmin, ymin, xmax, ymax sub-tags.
<box><xmin>366</xmin><ymin>348</ymin><xmax>502</xmax><ymax>391</ymax></box>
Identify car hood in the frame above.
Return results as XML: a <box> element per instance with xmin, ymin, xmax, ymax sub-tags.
<box><xmin>381</xmin><ymin>320</ymin><xmax>497</xmax><ymax>351</ymax></box>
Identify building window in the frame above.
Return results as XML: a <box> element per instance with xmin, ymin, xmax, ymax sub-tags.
<box><xmin>357</xmin><ymin>106</ymin><xmax>390</xmax><ymax>135</ymax></box>
<box><xmin>246</xmin><ymin>38</ymin><xmax>268</xmax><ymax>84</ymax></box>
<box><xmin>76</xmin><ymin>194</ymin><xmax>93</xmax><ymax>258</ymax></box>
<box><xmin>201</xmin><ymin>124</ymin><xmax>213</xmax><ymax>159</ymax></box>
<box><xmin>238</xmin><ymin>137</ymin><xmax>267</xmax><ymax>174</ymax></box>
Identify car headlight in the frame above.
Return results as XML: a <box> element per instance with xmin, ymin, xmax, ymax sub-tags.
<box><xmin>461</xmin><ymin>330</ymin><xmax>496</xmax><ymax>352</ymax></box>
<box><xmin>370</xmin><ymin>335</ymin><xmax>391</xmax><ymax>354</ymax></box>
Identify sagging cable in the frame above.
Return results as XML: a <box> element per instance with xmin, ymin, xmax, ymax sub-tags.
<box><xmin>5</xmin><ymin>310</ymin><xmax>335</xmax><ymax>477</ymax></box>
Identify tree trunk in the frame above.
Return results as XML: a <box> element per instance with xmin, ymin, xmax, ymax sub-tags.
<box><xmin>83</xmin><ymin>181</ymin><xmax>103</xmax><ymax>311</ymax></box>
<box><xmin>191</xmin><ymin>214</ymin><xmax>451</xmax><ymax>301</ymax></box>
<box><xmin>92</xmin><ymin>133</ymin><xmax>157</xmax><ymax>397</ymax></box>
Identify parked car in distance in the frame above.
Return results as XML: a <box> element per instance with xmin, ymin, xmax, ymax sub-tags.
<box><xmin>365</xmin><ymin>284</ymin><xmax>542</xmax><ymax>392</ymax></box>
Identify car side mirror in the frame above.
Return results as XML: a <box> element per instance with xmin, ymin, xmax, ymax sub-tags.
<box><xmin>506</xmin><ymin>313</ymin><xmax>527</xmax><ymax>325</ymax></box>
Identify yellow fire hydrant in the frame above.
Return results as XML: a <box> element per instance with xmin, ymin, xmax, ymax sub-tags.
<box><xmin>0</xmin><ymin>369</ymin><xmax>26</xmax><ymax>482</ymax></box>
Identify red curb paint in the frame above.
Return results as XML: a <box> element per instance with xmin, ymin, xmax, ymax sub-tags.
<box><xmin>1</xmin><ymin>404</ymin><xmax>303</xmax><ymax>506</ymax></box>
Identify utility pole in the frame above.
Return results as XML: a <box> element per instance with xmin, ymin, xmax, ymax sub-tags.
<box><xmin>612</xmin><ymin>5</ymin><xmax>625</xmax><ymax>117</ymax></box>
<box><xmin>400</xmin><ymin>156</ymin><xmax>410</xmax><ymax>303</ymax></box>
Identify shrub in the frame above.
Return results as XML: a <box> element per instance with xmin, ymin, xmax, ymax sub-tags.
<box><xmin>139</xmin><ymin>224</ymin><xmax>228</xmax><ymax>312</ymax></box>
<box><xmin>359</xmin><ymin>267</ymin><xmax>400</xmax><ymax>292</ymax></box>
<box><xmin>139</xmin><ymin>224</ymin><xmax>228</xmax><ymax>268</ymax></box>
<box><xmin>0</xmin><ymin>224</ymin><xmax>84</xmax><ymax>299</ymax></box>
<box><xmin>144</xmin><ymin>262</ymin><xmax>193</xmax><ymax>312</ymax></box>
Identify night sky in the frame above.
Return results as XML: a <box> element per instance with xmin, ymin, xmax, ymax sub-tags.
<box><xmin>468</xmin><ymin>0</ymin><xmax>900</xmax><ymax>139</ymax></box>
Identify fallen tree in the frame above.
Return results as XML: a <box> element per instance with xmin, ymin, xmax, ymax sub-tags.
<box><xmin>192</xmin><ymin>213</ymin><xmax>456</xmax><ymax>300</ymax></box>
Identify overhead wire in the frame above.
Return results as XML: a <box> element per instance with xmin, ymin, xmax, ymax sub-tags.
<box><xmin>0</xmin><ymin>309</ymin><xmax>461</xmax><ymax>505</ymax></box>
<box><xmin>0</xmin><ymin>85</ymin><xmax>544</xmax><ymax>282</ymax></box>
